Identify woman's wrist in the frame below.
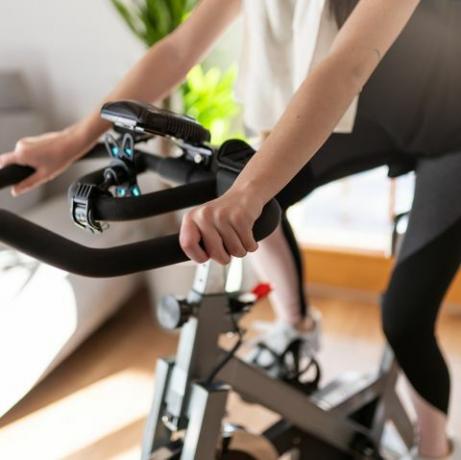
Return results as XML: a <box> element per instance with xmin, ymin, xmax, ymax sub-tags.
<box><xmin>229</xmin><ymin>180</ymin><xmax>269</xmax><ymax>213</ymax></box>
<box><xmin>233</xmin><ymin>177</ymin><xmax>272</xmax><ymax>203</ymax></box>
<box><xmin>66</xmin><ymin>113</ymin><xmax>110</xmax><ymax>159</ymax></box>
<box><xmin>73</xmin><ymin>112</ymin><xmax>108</xmax><ymax>145</ymax></box>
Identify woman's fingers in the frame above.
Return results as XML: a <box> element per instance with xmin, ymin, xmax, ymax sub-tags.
<box><xmin>218</xmin><ymin>223</ymin><xmax>248</xmax><ymax>259</ymax></box>
<box><xmin>12</xmin><ymin>171</ymin><xmax>47</xmax><ymax>196</ymax></box>
<box><xmin>180</xmin><ymin>194</ymin><xmax>264</xmax><ymax>265</ymax></box>
<box><xmin>214</xmin><ymin>210</ymin><xmax>247</xmax><ymax>257</ymax></box>
<box><xmin>0</xmin><ymin>151</ymin><xmax>20</xmax><ymax>168</ymax></box>
<box><xmin>180</xmin><ymin>215</ymin><xmax>210</xmax><ymax>263</ymax></box>
<box><xmin>0</xmin><ymin>150</ymin><xmax>44</xmax><ymax>195</ymax></box>
<box><xmin>193</xmin><ymin>210</ymin><xmax>230</xmax><ymax>265</ymax></box>
<box><xmin>0</xmin><ymin>139</ymin><xmax>34</xmax><ymax>168</ymax></box>
<box><xmin>201</xmin><ymin>223</ymin><xmax>231</xmax><ymax>265</ymax></box>
<box><xmin>222</xmin><ymin>228</ymin><xmax>248</xmax><ymax>258</ymax></box>
<box><xmin>180</xmin><ymin>211</ymin><xmax>233</xmax><ymax>265</ymax></box>
<box><xmin>194</xmin><ymin>207</ymin><xmax>232</xmax><ymax>264</ymax></box>
<box><xmin>239</xmin><ymin>227</ymin><xmax>259</xmax><ymax>252</ymax></box>
<box><xmin>230</xmin><ymin>212</ymin><xmax>259</xmax><ymax>253</ymax></box>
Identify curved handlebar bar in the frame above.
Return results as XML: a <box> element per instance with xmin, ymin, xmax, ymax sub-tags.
<box><xmin>0</xmin><ymin>164</ymin><xmax>35</xmax><ymax>188</ymax></box>
<box><xmin>0</xmin><ymin>200</ymin><xmax>279</xmax><ymax>277</ymax></box>
<box><xmin>0</xmin><ymin>143</ymin><xmax>109</xmax><ymax>188</ymax></box>
<box><xmin>69</xmin><ymin>151</ymin><xmax>216</xmax><ymax>223</ymax></box>
<box><xmin>0</xmin><ymin>140</ymin><xmax>281</xmax><ymax>277</ymax></box>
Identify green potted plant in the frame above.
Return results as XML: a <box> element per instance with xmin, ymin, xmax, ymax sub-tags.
<box><xmin>111</xmin><ymin>0</ymin><xmax>243</xmax><ymax>144</ymax></box>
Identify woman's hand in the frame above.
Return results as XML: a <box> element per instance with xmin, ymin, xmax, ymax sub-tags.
<box><xmin>180</xmin><ymin>188</ymin><xmax>264</xmax><ymax>264</ymax></box>
<box><xmin>0</xmin><ymin>126</ymin><xmax>93</xmax><ymax>196</ymax></box>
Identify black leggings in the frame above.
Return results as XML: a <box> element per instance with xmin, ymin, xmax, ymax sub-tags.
<box><xmin>275</xmin><ymin>114</ymin><xmax>461</xmax><ymax>414</ymax></box>
<box><xmin>382</xmin><ymin>218</ymin><xmax>461</xmax><ymax>413</ymax></box>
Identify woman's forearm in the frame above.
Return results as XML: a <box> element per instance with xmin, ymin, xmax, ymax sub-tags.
<box><xmin>230</xmin><ymin>52</ymin><xmax>366</xmax><ymax>204</ymax></box>
<box><xmin>74</xmin><ymin>0</ymin><xmax>241</xmax><ymax>148</ymax></box>
<box><xmin>73</xmin><ymin>39</ymin><xmax>194</xmax><ymax>146</ymax></box>
<box><xmin>231</xmin><ymin>0</ymin><xmax>420</xmax><ymax>205</ymax></box>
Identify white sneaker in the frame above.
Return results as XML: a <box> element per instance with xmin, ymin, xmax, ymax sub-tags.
<box><xmin>401</xmin><ymin>438</ymin><xmax>460</xmax><ymax>460</ymax></box>
<box><xmin>245</xmin><ymin>310</ymin><xmax>322</xmax><ymax>369</ymax></box>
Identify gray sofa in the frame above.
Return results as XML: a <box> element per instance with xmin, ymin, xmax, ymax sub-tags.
<box><xmin>0</xmin><ymin>72</ymin><xmax>196</xmax><ymax>416</ymax></box>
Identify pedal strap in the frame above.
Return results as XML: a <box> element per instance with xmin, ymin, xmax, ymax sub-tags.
<box><xmin>250</xmin><ymin>338</ymin><xmax>321</xmax><ymax>394</ymax></box>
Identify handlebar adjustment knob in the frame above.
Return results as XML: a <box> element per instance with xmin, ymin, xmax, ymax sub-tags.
<box><xmin>156</xmin><ymin>295</ymin><xmax>193</xmax><ymax>330</ymax></box>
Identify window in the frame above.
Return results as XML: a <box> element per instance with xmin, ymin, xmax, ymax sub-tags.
<box><xmin>287</xmin><ymin>167</ymin><xmax>415</xmax><ymax>253</ymax></box>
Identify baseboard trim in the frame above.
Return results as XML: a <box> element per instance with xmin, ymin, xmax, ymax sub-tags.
<box><xmin>302</xmin><ymin>244</ymin><xmax>461</xmax><ymax>313</ymax></box>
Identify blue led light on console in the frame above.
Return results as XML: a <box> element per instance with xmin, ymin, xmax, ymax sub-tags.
<box><xmin>131</xmin><ymin>185</ymin><xmax>141</xmax><ymax>197</ymax></box>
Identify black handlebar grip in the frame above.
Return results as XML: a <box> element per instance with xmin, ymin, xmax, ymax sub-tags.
<box><xmin>253</xmin><ymin>199</ymin><xmax>281</xmax><ymax>241</ymax></box>
<box><xmin>92</xmin><ymin>179</ymin><xmax>217</xmax><ymax>222</ymax></box>
<box><xmin>0</xmin><ymin>139</ymin><xmax>281</xmax><ymax>277</ymax></box>
<box><xmin>0</xmin><ymin>144</ymin><xmax>110</xmax><ymax>192</ymax></box>
<box><xmin>0</xmin><ymin>201</ymin><xmax>280</xmax><ymax>277</ymax></box>
<box><xmin>0</xmin><ymin>209</ymin><xmax>187</xmax><ymax>277</ymax></box>
<box><xmin>0</xmin><ymin>165</ymin><xmax>35</xmax><ymax>189</ymax></box>
<box><xmin>68</xmin><ymin>154</ymin><xmax>216</xmax><ymax>223</ymax></box>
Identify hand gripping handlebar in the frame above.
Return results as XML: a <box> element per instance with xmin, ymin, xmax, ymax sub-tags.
<box><xmin>0</xmin><ymin>135</ymin><xmax>280</xmax><ymax>277</ymax></box>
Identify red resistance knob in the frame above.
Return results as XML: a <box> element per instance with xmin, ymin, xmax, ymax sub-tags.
<box><xmin>251</xmin><ymin>283</ymin><xmax>273</xmax><ymax>300</ymax></box>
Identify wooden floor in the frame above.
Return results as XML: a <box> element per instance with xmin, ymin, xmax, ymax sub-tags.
<box><xmin>1</xmin><ymin>288</ymin><xmax>460</xmax><ymax>460</ymax></box>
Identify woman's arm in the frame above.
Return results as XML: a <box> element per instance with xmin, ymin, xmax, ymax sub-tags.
<box><xmin>0</xmin><ymin>0</ymin><xmax>240</xmax><ymax>195</ymax></box>
<box><xmin>77</xmin><ymin>0</ymin><xmax>242</xmax><ymax>144</ymax></box>
<box><xmin>181</xmin><ymin>0</ymin><xmax>421</xmax><ymax>264</ymax></box>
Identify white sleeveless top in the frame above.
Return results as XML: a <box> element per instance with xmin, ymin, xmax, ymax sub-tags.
<box><xmin>235</xmin><ymin>0</ymin><xmax>359</xmax><ymax>133</ymax></box>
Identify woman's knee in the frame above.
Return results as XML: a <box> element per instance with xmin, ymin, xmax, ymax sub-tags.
<box><xmin>381</xmin><ymin>288</ymin><xmax>427</xmax><ymax>355</ymax></box>
<box><xmin>382</xmin><ymin>297</ymin><xmax>408</xmax><ymax>352</ymax></box>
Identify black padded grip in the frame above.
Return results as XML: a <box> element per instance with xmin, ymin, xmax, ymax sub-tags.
<box><xmin>101</xmin><ymin>100</ymin><xmax>211</xmax><ymax>145</ymax></box>
<box><xmin>93</xmin><ymin>180</ymin><xmax>217</xmax><ymax>221</ymax></box>
<box><xmin>0</xmin><ymin>144</ymin><xmax>110</xmax><ymax>192</ymax></box>
<box><xmin>0</xmin><ymin>209</ymin><xmax>188</xmax><ymax>277</ymax></box>
<box><xmin>0</xmin><ymin>138</ymin><xmax>281</xmax><ymax>277</ymax></box>
<box><xmin>0</xmin><ymin>200</ymin><xmax>280</xmax><ymax>277</ymax></box>
<box><xmin>136</xmin><ymin>153</ymin><xmax>214</xmax><ymax>184</ymax></box>
<box><xmin>68</xmin><ymin>154</ymin><xmax>216</xmax><ymax>222</ymax></box>
<box><xmin>0</xmin><ymin>165</ymin><xmax>35</xmax><ymax>189</ymax></box>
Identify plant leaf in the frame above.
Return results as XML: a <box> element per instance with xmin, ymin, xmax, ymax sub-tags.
<box><xmin>168</xmin><ymin>0</ymin><xmax>187</xmax><ymax>27</ymax></box>
<box><xmin>111</xmin><ymin>0</ymin><xmax>144</xmax><ymax>41</ymax></box>
<box><xmin>182</xmin><ymin>64</ymin><xmax>243</xmax><ymax>144</ymax></box>
<box><xmin>146</xmin><ymin>0</ymin><xmax>171</xmax><ymax>39</ymax></box>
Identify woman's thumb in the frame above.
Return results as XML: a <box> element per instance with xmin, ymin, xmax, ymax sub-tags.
<box><xmin>0</xmin><ymin>152</ymin><xmax>19</xmax><ymax>169</ymax></box>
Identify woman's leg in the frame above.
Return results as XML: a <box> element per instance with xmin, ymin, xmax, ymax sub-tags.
<box><xmin>249</xmin><ymin>115</ymin><xmax>397</xmax><ymax>329</ymax></box>
<box><xmin>410</xmin><ymin>387</ymin><xmax>451</xmax><ymax>457</ymax></box>
<box><xmin>382</xmin><ymin>152</ymin><xmax>461</xmax><ymax>457</ymax></box>
<box><xmin>383</xmin><ymin>220</ymin><xmax>461</xmax><ymax>456</ymax></box>
<box><xmin>249</xmin><ymin>216</ymin><xmax>309</xmax><ymax>326</ymax></box>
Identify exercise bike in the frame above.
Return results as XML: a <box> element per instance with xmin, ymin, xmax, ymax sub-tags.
<box><xmin>0</xmin><ymin>100</ymin><xmax>415</xmax><ymax>459</ymax></box>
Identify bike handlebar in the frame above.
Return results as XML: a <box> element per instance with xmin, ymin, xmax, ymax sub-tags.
<box><xmin>0</xmin><ymin>141</ymin><xmax>281</xmax><ymax>277</ymax></box>
<box><xmin>0</xmin><ymin>143</ymin><xmax>109</xmax><ymax>188</ymax></box>
<box><xmin>0</xmin><ymin>164</ymin><xmax>35</xmax><ymax>188</ymax></box>
<box><xmin>0</xmin><ymin>199</ymin><xmax>279</xmax><ymax>277</ymax></box>
<box><xmin>69</xmin><ymin>149</ymin><xmax>216</xmax><ymax>223</ymax></box>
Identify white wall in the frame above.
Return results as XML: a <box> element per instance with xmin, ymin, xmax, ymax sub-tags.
<box><xmin>0</xmin><ymin>0</ymin><xmax>242</xmax><ymax>200</ymax></box>
<box><xmin>0</xmin><ymin>1</ymin><xmax>242</xmax><ymax>132</ymax></box>
<box><xmin>1</xmin><ymin>0</ymin><xmax>144</xmax><ymax>130</ymax></box>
